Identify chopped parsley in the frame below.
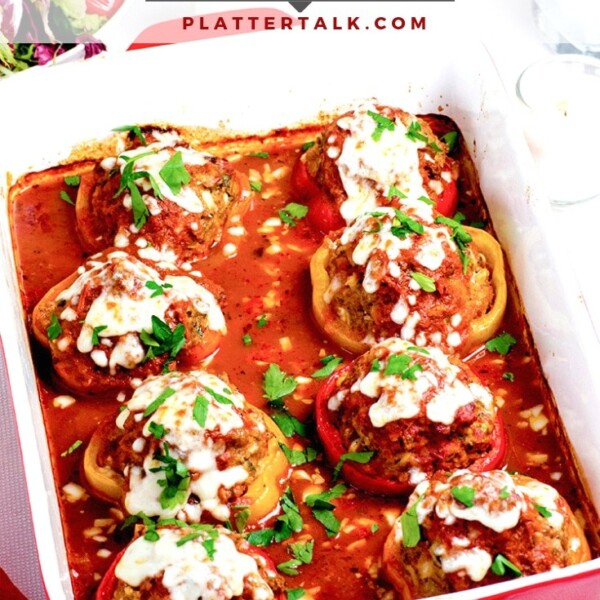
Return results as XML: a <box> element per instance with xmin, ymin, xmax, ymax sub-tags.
<box><xmin>159</xmin><ymin>151</ymin><xmax>191</xmax><ymax>196</ymax></box>
<box><xmin>485</xmin><ymin>332</ymin><xmax>517</xmax><ymax>355</ymax></box>
<box><xmin>367</xmin><ymin>110</ymin><xmax>395</xmax><ymax>142</ymax></box>
<box><xmin>499</xmin><ymin>486</ymin><xmax>510</xmax><ymax>500</ymax></box>
<box><xmin>91</xmin><ymin>325</ymin><xmax>107</xmax><ymax>345</ymax></box>
<box><xmin>333</xmin><ymin>451</ymin><xmax>374</xmax><ymax>481</ymax></box>
<box><xmin>250</xmin><ymin>181</ymin><xmax>262</xmax><ymax>193</ymax></box>
<box><xmin>140</xmin><ymin>316</ymin><xmax>186</xmax><ymax>364</ymax></box>
<box><xmin>387</xmin><ymin>185</ymin><xmax>406</xmax><ymax>200</ymax></box>
<box><xmin>287</xmin><ymin>589</ymin><xmax>305</xmax><ymax>600</ymax></box>
<box><xmin>400</xmin><ymin>495</ymin><xmax>424</xmax><ymax>547</ymax></box>
<box><xmin>279</xmin><ymin>202</ymin><xmax>309</xmax><ymax>227</ymax></box>
<box><xmin>451</xmin><ymin>485</ymin><xmax>475</xmax><ymax>508</ymax></box>
<box><xmin>149</xmin><ymin>442</ymin><xmax>190</xmax><ymax>510</ymax></box>
<box><xmin>371</xmin><ymin>359</ymin><xmax>381</xmax><ymax>372</ymax></box>
<box><xmin>257</xmin><ymin>314</ymin><xmax>268</xmax><ymax>328</ymax></box>
<box><xmin>407</xmin><ymin>346</ymin><xmax>429</xmax><ymax>355</ymax></box>
<box><xmin>417</xmin><ymin>195</ymin><xmax>435</xmax><ymax>206</ymax></box>
<box><xmin>305</xmin><ymin>484</ymin><xmax>346</xmax><ymax>509</ymax></box>
<box><xmin>59</xmin><ymin>190</ymin><xmax>75</xmax><ymax>205</ymax></box>
<box><xmin>383</xmin><ymin>354</ymin><xmax>423</xmax><ymax>381</ymax></box>
<box><xmin>371</xmin><ymin>523</ymin><xmax>379</xmax><ymax>533</ymax></box>
<box><xmin>242</xmin><ymin>333</ymin><xmax>252</xmax><ymax>346</ymax></box>
<box><xmin>535</xmin><ymin>504</ymin><xmax>552</xmax><ymax>518</ymax></box>
<box><xmin>112</xmin><ymin>125</ymin><xmax>148</xmax><ymax>146</ymax></box>
<box><xmin>47</xmin><ymin>314</ymin><xmax>62</xmax><ymax>340</ymax></box>
<box><xmin>249</xmin><ymin>151</ymin><xmax>269</xmax><ymax>158</ymax></box>
<box><xmin>441</xmin><ymin>131</ymin><xmax>458</xmax><ymax>152</ymax></box>
<box><xmin>278</xmin><ymin>540</ymin><xmax>314</xmax><ymax>574</ymax></box>
<box><xmin>246</xmin><ymin>487</ymin><xmax>303</xmax><ymax>547</ymax></box>
<box><xmin>201</xmin><ymin>537</ymin><xmax>216</xmax><ymax>560</ymax></box>
<box><xmin>263</xmin><ymin>363</ymin><xmax>297</xmax><ymax>407</ymax></box>
<box><xmin>411</xmin><ymin>272</ymin><xmax>437</xmax><ymax>293</ymax></box>
<box><xmin>502</xmin><ymin>372</ymin><xmax>515</xmax><ymax>382</ymax></box>
<box><xmin>390</xmin><ymin>209</ymin><xmax>424</xmax><ymax>238</ymax></box>
<box><xmin>435</xmin><ymin>214</ymin><xmax>472</xmax><ymax>273</ymax></box>
<box><xmin>272</xmin><ymin>411</ymin><xmax>307</xmax><ymax>438</ymax></box>
<box><xmin>64</xmin><ymin>175</ymin><xmax>80</xmax><ymax>187</ymax></box>
<box><xmin>145</xmin><ymin>280</ymin><xmax>173</xmax><ymax>298</ymax></box>
<box><xmin>311</xmin><ymin>355</ymin><xmax>343</xmax><ymax>379</ymax></box>
<box><xmin>490</xmin><ymin>554</ymin><xmax>522</xmax><ymax>578</ymax></box>
<box><xmin>148</xmin><ymin>421</ymin><xmax>166</xmax><ymax>439</ymax></box>
<box><xmin>204</xmin><ymin>386</ymin><xmax>233</xmax><ymax>405</ymax></box>
<box><xmin>60</xmin><ymin>440</ymin><xmax>83</xmax><ymax>457</ymax></box>
<box><xmin>301</xmin><ymin>141</ymin><xmax>315</xmax><ymax>152</ymax></box>
<box><xmin>279</xmin><ymin>442</ymin><xmax>317</xmax><ymax>466</ymax></box>
<box><xmin>428</xmin><ymin>140</ymin><xmax>443</xmax><ymax>153</ymax></box>
<box><xmin>176</xmin><ymin>532</ymin><xmax>202</xmax><ymax>547</ymax></box>
<box><xmin>193</xmin><ymin>395</ymin><xmax>209</xmax><ymax>428</ymax></box>
<box><xmin>143</xmin><ymin>387</ymin><xmax>176</xmax><ymax>418</ymax></box>
<box><xmin>405</xmin><ymin>120</ymin><xmax>428</xmax><ymax>143</ymax></box>
<box><xmin>277</xmin><ymin>559</ymin><xmax>303</xmax><ymax>576</ymax></box>
<box><xmin>234</xmin><ymin>506</ymin><xmax>250</xmax><ymax>533</ymax></box>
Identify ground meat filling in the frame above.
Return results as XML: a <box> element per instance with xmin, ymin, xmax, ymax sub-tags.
<box><xmin>327</xmin><ymin>339</ymin><xmax>497</xmax><ymax>484</ymax></box>
<box><xmin>96</xmin><ymin>371</ymin><xmax>271</xmax><ymax>523</ymax></box>
<box><xmin>322</xmin><ymin>205</ymin><xmax>493</xmax><ymax>351</ymax></box>
<box><xmin>35</xmin><ymin>249</ymin><xmax>226</xmax><ymax>393</ymax></box>
<box><xmin>303</xmin><ymin>103</ymin><xmax>459</xmax><ymax>223</ymax></box>
<box><xmin>112</xmin><ymin>526</ymin><xmax>283</xmax><ymax>600</ymax></box>
<box><xmin>78</xmin><ymin>128</ymin><xmax>241</xmax><ymax>260</ymax></box>
<box><xmin>388</xmin><ymin>470</ymin><xmax>590</xmax><ymax>596</ymax></box>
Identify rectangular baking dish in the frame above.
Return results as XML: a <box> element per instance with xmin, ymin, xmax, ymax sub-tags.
<box><xmin>1</xmin><ymin>29</ymin><xmax>600</xmax><ymax>599</ymax></box>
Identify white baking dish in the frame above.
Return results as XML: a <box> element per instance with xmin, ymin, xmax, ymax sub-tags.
<box><xmin>1</xmin><ymin>27</ymin><xmax>600</xmax><ymax>600</ymax></box>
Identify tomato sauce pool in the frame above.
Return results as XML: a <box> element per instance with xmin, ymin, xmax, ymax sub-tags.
<box><xmin>9</xmin><ymin>128</ymin><xmax>598</xmax><ymax>599</ymax></box>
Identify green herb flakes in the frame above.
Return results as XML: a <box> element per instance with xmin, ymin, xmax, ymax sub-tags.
<box><xmin>485</xmin><ymin>332</ymin><xmax>517</xmax><ymax>355</ymax></box>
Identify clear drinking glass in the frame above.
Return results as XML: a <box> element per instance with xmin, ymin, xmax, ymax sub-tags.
<box><xmin>516</xmin><ymin>54</ymin><xmax>600</xmax><ymax>204</ymax></box>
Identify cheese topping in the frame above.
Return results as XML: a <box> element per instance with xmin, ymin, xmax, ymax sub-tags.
<box><xmin>518</xmin><ymin>478</ymin><xmax>564</xmax><ymax>529</ymax></box>
<box><xmin>55</xmin><ymin>251</ymin><xmax>225</xmax><ymax>374</ymax></box>
<box><xmin>335</xmin><ymin>103</ymin><xmax>428</xmax><ymax>222</ymax></box>
<box><xmin>121</xmin><ymin>371</ymin><xmax>261</xmax><ymax>522</ymax></box>
<box><xmin>115</xmin><ymin>528</ymin><xmax>274</xmax><ymax>600</ymax></box>
<box><xmin>115</xmin><ymin>141</ymin><xmax>216</xmax><ymax>214</ymax></box>
<box><xmin>329</xmin><ymin>339</ymin><xmax>494</xmax><ymax>428</ymax></box>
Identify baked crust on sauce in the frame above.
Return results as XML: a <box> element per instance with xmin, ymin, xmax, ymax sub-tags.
<box><xmin>318</xmin><ymin>339</ymin><xmax>503</xmax><ymax>490</ymax></box>
<box><xmin>84</xmin><ymin>370</ymin><xmax>289</xmax><ymax>525</ymax></box>
<box><xmin>98</xmin><ymin>525</ymin><xmax>284</xmax><ymax>600</ymax></box>
<box><xmin>383</xmin><ymin>470</ymin><xmax>591</xmax><ymax>599</ymax></box>
<box><xmin>299</xmin><ymin>103</ymin><xmax>459</xmax><ymax>224</ymax></box>
<box><xmin>31</xmin><ymin>249</ymin><xmax>226</xmax><ymax>394</ymax></box>
<box><xmin>311</xmin><ymin>205</ymin><xmax>506</xmax><ymax>356</ymax></box>
<box><xmin>76</xmin><ymin>127</ymin><xmax>245</xmax><ymax>262</ymax></box>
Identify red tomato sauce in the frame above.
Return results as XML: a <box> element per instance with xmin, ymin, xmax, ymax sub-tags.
<box><xmin>9</xmin><ymin>127</ymin><xmax>598</xmax><ymax>599</ymax></box>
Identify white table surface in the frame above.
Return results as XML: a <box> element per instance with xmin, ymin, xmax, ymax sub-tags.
<box><xmin>1</xmin><ymin>0</ymin><xmax>597</xmax><ymax>597</ymax></box>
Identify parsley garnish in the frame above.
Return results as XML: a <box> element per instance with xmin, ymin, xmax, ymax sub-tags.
<box><xmin>59</xmin><ymin>190</ymin><xmax>75</xmax><ymax>205</ymax></box>
<box><xmin>60</xmin><ymin>440</ymin><xmax>82</xmax><ymax>457</ymax></box>
<box><xmin>176</xmin><ymin>532</ymin><xmax>202</xmax><ymax>547</ymax></box>
<box><xmin>193</xmin><ymin>395</ymin><xmax>209</xmax><ymax>428</ymax></box>
<box><xmin>47</xmin><ymin>314</ymin><xmax>62</xmax><ymax>340</ymax></box>
<box><xmin>301</xmin><ymin>141</ymin><xmax>315</xmax><ymax>152</ymax></box>
<box><xmin>417</xmin><ymin>195</ymin><xmax>435</xmax><ymax>206</ymax></box>
<box><xmin>112</xmin><ymin>125</ymin><xmax>147</xmax><ymax>146</ymax></box>
<box><xmin>242</xmin><ymin>333</ymin><xmax>252</xmax><ymax>346</ymax></box>
<box><xmin>140</xmin><ymin>316</ymin><xmax>186</xmax><ymax>363</ymax></box>
<box><xmin>485</xmin><ymin>332</ymin><xmax>517</xmax><ymax>355</ymax></box>
<box><xmin>390</xmin><ymin>209</ymin><xmax>424</xmax><ymax>238</ymax></box>
<box><xmin>257</xmin><ymin>314</ymin><xmax>268</xmax><ymax>328</ymax></box>
<box><xmin>428</xmin><ymin>141</ymin><xmax>442</xmax><ymax>153</ymax></box>
<box><xmin>452</xmin><ymin>485</ymin><xmax>475</xmax><ymax>507</ymax></box>
<box><xmin>383</xmin><ymin>354</ymin><xmax>423</xmax><ymax>380</ymax></box>
<box><xmin>502</xmin><ymin>372</ymin><xmax>515</xmax><ymax>382</ymax></box>
<box><xmin>371</xmin><ymin>359</ymin><xmax>381</xmax><ymax>372</ymax></box>
<box><xmin>367</xmin><ymin>110</ymin><xmax>395</xmax><ymax>141</ymax></box>
<box><xmin>249</xmin><ymin>151</ymin><xmax>269</xmax><ymax>158</ymax></box>
<box><xmin>287</xmin><ymin>589</ymin><xmax>305</xmax><ymax>600</ymax></box>
<box><xmin>148</xmin><ymin>421</ymin><xmax>166</xmax><ymax>439</ymax></box>
<box><xmin>407</xmin><ymin>346</ymin><xmax>429</xmax><ymax>355</ymax></box>
<box><xmin>64</xmin><ymin>175</ymin><xmax>80</xmax><ymax>187</ymax></box>
<box><xmin>272</xmin><ymin>411</ymin><xmax>306</xmax><ymax>437</ymax></box>
<box><xmin>250</xmin><ymin>181</ymin><xmax>262</xmax><ymax>193</ymax></box>
<box><xmin>234</xmin><ymin>506</ymin><xmax>250</xmax><ymax>533</ymax></box>
<box><xmin>405</xmin><ymin>121</ymin><xmax>428</xmax><ymax>143</ymax></box>
<box><xmin>263</xmin><ymin>363</ymin><xmax>297</xmax><ymax>407</ymax></box>
<box><xmin>535</xmin><ymin>504</ymin><xmax>552</xmax><ymax>518</ymax></box>
<box><xmin>305</xmin><ymin>485</ymin><xmax>346</xmax><ymax>536</ymax></box>
<box><xmin>411</xmin><ymin>272</ymin><xmax>436</xmax><ymax>293</ymax></box>
<box><xmin>159</xmin><ymin>151</ymin><xmax>191</xmax><ymax>196</ymax></box>
<box><xmin>149</xmin><ymin>442</ymin><xmax>190</xmax><ymax>510</ymax></box>
<box><xmin>490</xmin><ymin>554</ymin><xmax>522</xmax><ymax>578</ymax></box>
<box><xmin>201</xmin><ymin>537</ymin><xmax>216</xmax><ymax>559</ymax></box>
<box><xmin>278</xmin><ymin>540</ymin><xmax>314</xmax><ymax>575</ymax></box>
<box><xmin>143</xmin><ymin>387</ymin><xmax>176</xmax><ymax>418</ymax></box>
<box><xmin>441</xmin><ymin>131</ymin><xmax>458</xmax><ymax>152</ymax></box>
<box><xmin>499</xmin><ymin>486</ymin><xmax>510</xmax><ymax>500</ymax></box>
<box><xmin>279</xmin><ymin>442</ymin><xmax>317</xmax><ymax>466</ymax></box>
<box><xmin>311</xmin><ymin>355</ymin><xmax>342</xmax><ymax>379</ymax></box>
<box><xmin>204</xmin><ymin>386</ymin><xmax>233</xmax><ymax>405</ymax></box>
<box><xmin>400</xmin><ymin>496</ymin><xmax>423</xmax><ymax>547</ymax></box>
<box><xmin>435</xmin><ymin>215</ymin><xmax>472</xmax><ymax>273</ymax></box>
<box><xmin>387</xmin><ymin>185</ymin><xmax>406</xmax><ymax>200</ymax></box>
<box><xmin>277</xmin><ymin>559</ymin><xmax>303</xmax><ymax>576</ymax></box>
<box><xmin>279</xmin><ymin>202</ymin><xmax>308</xmax><ymax>227</ymax></box>
<box><xmin>91</xmin><ymin>325</ymin><xmax>107</xmax><ymax>345</ymax></box>
<box><xmin>371</xmin><ymin>523</ymin><xmax>379</xmax><ymax>533</ymax></box>
<box><xmin>145</xmin><ymin>280</ymin><xmax>173</xmax><ymax>298</ymax></box>
<box><xmin>333</xmin><ymin>451</ymin><xmax>374</xmax><ymax>480</ymax></box>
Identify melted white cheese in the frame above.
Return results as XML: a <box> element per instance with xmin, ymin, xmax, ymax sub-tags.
<box><xmin>439</xmin><ymin>547</ymin><xmax>493</xmax><ymax>582</ymax></box>
<box><xmin>518</xmin><ymin>478</ymin><xmax>564</xmax><ymax>529</ymax></box>
<box><xmin>122</xmin><ymin>371</ymin><xmax>254</xmax><ymax>521</ymax></box>
<box><xmin>115</xmin><ymin>528</ymin><xmax>274</xmax><ymax>600</ymax></box>
<box><xmin>335</xmin><ymin>103</ymin><xmax>428</xmax><ymax>222</ymax></box>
